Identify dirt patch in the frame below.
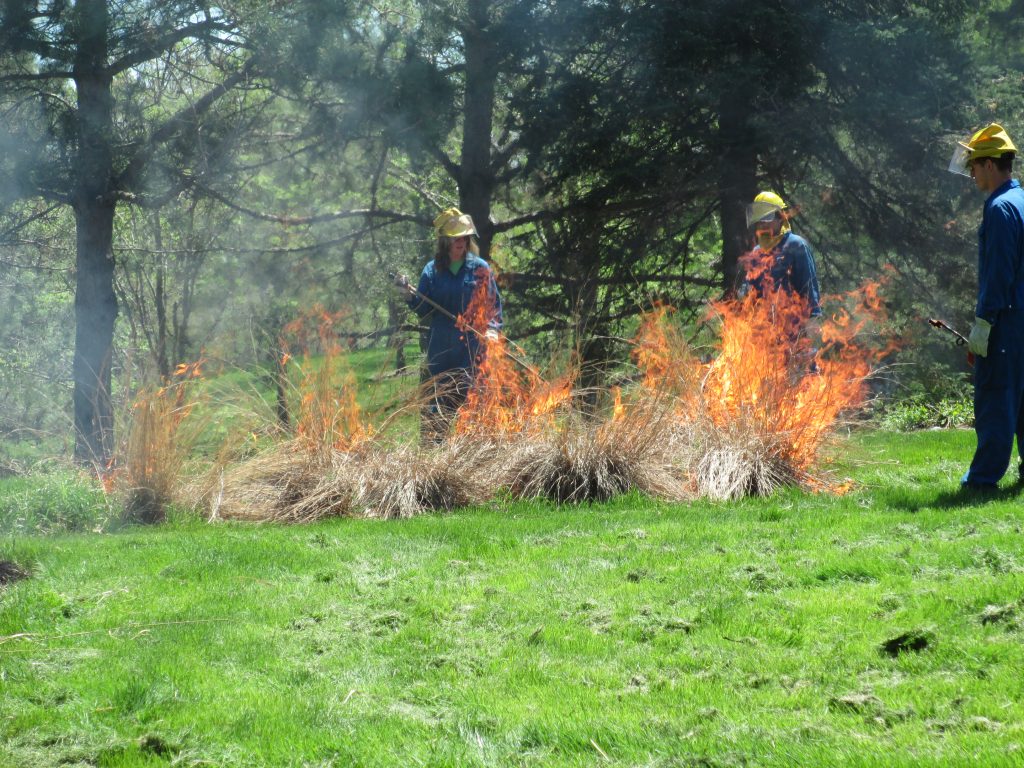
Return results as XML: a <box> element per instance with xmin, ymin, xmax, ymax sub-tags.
<box><xmin>979</xmin><ymin>603</ymin><xmax>1016</xmax><ymax>625</ymax></box>
<box><xmin>0</xmin><ymin>560</ymin><xmax>29</xmax><ymax>586</ymax></box>
<box><xmin>880</xmin><ymin>629</ymin><xmax>934</xmax><ymax>657</ymax></box>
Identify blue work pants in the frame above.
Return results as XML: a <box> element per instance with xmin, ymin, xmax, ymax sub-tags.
<box><xmin>964</xmin><ymin>309</ymin><xmax>1024</xmax><ymax>486</ymax></box>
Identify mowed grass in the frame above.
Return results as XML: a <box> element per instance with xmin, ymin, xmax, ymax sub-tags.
<box><xmin>3</xmin><ymin>429</ymin><xmax>1024</xmax><ymax>767</ymax></box>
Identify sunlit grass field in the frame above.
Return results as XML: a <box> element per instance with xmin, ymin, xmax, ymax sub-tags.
<box><xmin>3</xmin><ymin>426</ymin><xmax>1024</xmax><ymax>766</ymax></box>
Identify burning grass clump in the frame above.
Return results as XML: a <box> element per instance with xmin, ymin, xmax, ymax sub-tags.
<box><xmin>110</xmin><ymin>361</ymin><xmax>205</xmax><ymax>524</ymax></box>
<box><xmin>625</xmin><ymin>277</ymin><xmax>892</xmax><ymax>499</ymax></box>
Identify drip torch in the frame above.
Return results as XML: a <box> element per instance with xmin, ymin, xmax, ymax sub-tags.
<box><xmin>927</xmin><ymin>318</ymin><xmax>975</xmax><ymax>366</ymax></box>
<box><xmin>389</xmin><ymin>272</ymin><xmax>541</xmax><ymax>379</ymax></box>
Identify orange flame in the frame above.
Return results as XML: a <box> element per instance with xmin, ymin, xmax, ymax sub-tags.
<box><xmin>633</xmin><ymin>262</ymin><xmax>894</xmax><ymax>478</ymax></box>
<box><xmin>453</xmin><ymin>271</ymin><xmax>573</xmax><ymax>435</ymax></box>
<box><xmin>610</xmin><ymin>386</ymin><xmax>625</xmax><ymax>421</ymax></box>
<box><xmin>102</xmin><ymin>357</ymin><xmax>206</xmax><ymax>494</ymax></box>
<box><xmin>279</xmin><ymin>304</ymin><xmax>370</xmax><ymax>453</ymax></box>
<box><xmin>293</xmin><ymin>355</ymin><xmax>370</xmax><ymax>453</ymax></box>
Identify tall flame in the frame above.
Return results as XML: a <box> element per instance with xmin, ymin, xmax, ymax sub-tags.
<box><xmin>281</xmin><ymin>304</ymin><xmax>370</xmax><ymax>453</ymax></box>
<box><xmin>633</xmin><ymin>263</ymin><xmax>894</xmax><ymax>476</ymax></box>
<box><xmin>454</xmin><ymin>269</ymin><xmax>573</xmax><ymax>436</ymax></box>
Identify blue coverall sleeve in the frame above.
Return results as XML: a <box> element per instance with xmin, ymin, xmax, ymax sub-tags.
<box><xmin>407</xmin><ymin>266</ymin><xmax>435</xmax><ymax>319</ymax></box>
<box><xmin>793</xmin><ymin>240</ymin><xmax>822</xmax><ymax>317</ymax></box>
<box><xmin>976</xmin><ymin>202</ymin><xmax>1023</xmax><ymax>323</ymax></box>
<box><xmin>488</xmin><ymin>271</ymin><xmax>503</xmax><ymax>331</ymax></box>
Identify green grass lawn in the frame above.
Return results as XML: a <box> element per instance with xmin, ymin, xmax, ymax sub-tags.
<box><xmin>3</xmin><ymin>429</ymin><xmax>1024</xmax><ymax>767</ymax></box>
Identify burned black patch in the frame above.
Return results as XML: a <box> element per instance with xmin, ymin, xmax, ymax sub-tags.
<box><xmin>979</xmin><ymin>603</ymin><xmax>1016</xmax><ymax>625</ymax></box>
<box><xmin>0</xmin><ymin>560</ymin><xmax>29</xmax><ymax>586</ymax></box>
<box><xmin>880</xmin><ymin>629</ymin><xmax>933</xmax><ymax>656</ymax></box>
<box><xmin>829</xmin><ymin>693</ymin><xmax>883</xmax><ymax>713</ymax></box>
<box><xmin>138</xmin><ymin>734</ymin><xmax>178</xmax><ymax>757</ymax></box>
<box><xmin>122</xmin><ymin>487</ymin><xmax>167</xmax><ymax>524</ymax></box>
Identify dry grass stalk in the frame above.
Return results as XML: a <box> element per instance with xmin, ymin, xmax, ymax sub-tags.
<box><xmin>113</xmin><ymin>363</ymin><xmax>203</xmax><ymax>523</ymax></box>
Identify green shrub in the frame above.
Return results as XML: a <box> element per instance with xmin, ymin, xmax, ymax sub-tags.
<box><xmin>877</xmin><ymin>394</ymin><xmax>973</xmax><ymax>431</ymax></box>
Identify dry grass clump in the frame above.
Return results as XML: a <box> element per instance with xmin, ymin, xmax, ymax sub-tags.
<box><xmin>208</xmin><ymin>447</ymin><xmax>355</xmax><ymax>523</ymax></box>
<box><xmin>498</xmin><ymin>401</ymin><xmax>689</xmax><ymax>504</ymax></box>
<box><xmin>350</xmin><ymin>438</ymin><xmax>492</xmax><ymax>519</ymax></box>
<box><xmin>207</xmin><ymin>437</ymin><xmax>495</xmax><ymax>523</ymax></box>
<box><xmin>688</xmin><ymin>418</ymin><xmax>803</xmax><ymax>501</ymax></box>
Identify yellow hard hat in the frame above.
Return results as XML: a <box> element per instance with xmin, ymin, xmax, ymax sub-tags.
<box><xmin>963</xmin><ymin>123</ymin><xmax>1017</xmax><ymax>162</ymax></box>
<box><xmin>746</xmin><ymin>190</ymin><xmax>787</xmax><ymax>228</ymax></box>
<box><xmin>949</xmin><ymin>123</ymin><xmax>1018</xmax><ymax>175</ymax></box>
<box><xmin>433</xmin><ymin>207</ymin><xmax>477</xmax><ymax>238</ymax></box>
<box><xmin>755</xmin><ymin>190</ymin><xmax>787</xmax><ymax>209</ymax></box>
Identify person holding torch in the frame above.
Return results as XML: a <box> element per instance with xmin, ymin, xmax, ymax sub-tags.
<box><xmin>948</xmin><ymin>123</ymin><xmax>1024</xmax><ymax>490</ymax></box>
<box><xmin>393</xmin><ymin>207</ymin><xmax>502</xmax><ymax>444</ymax></box>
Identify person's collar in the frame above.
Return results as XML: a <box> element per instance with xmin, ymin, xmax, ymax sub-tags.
<box><xmin>764</xmin><ymin>230</ymin><xmax>791</xmax><ymax>251</ymax></box>
<box><xmin>986</xmin><ymin>177</ymin><xmax>1018</xmax><ymax>204</ymax></box>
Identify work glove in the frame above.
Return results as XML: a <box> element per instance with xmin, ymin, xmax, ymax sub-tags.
<box><xmin>392</xmin><ymin>273</ymin><xmax>411</xmax><ymax>299</ymax></box>
<box><xmin>484</xmin><ymin>329</ymin><xmax>500</xmax><ymax>343</ymax></box>
<box><xmin>968</xmin><ymin>317</ymin><xmax>992</xmax><ymax>357</ymax></box>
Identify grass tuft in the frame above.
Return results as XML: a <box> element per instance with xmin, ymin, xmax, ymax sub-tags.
<box><xmin>499</xmin><ymin>404</ymin><xmax>688</xmax><ymax>504</ymax></box>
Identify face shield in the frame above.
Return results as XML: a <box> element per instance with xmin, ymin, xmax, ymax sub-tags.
<box><xmin>947</xmin><ymin>141</ymin><xmax>971</xmax><ymax>177</ymax></box>
<box><xmin>746</xmin><ymin>200</ymin><xmax>784</xmax><ymax>228</ymax></box>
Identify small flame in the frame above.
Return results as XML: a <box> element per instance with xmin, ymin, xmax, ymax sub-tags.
<box><xmin>280</xmin><ymin>304</ymin><xmax>370</xmax><ymax>453</ymax></box>
<box><xmin>610</xmin><ymin>386</ymin><xmax>625</xmax><ymax>421</ymax></box>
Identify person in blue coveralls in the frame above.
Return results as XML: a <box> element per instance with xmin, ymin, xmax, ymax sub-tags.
<box><xmin>948</xmin><ymin>123</ymin><xmax>1024</xmax><ymax>490</ymax></box>
<box><xmin>393</xmin><ymin>207</ymin><xmax>503</xmax><ymax>444</ymax></box>
<box><xmin>739</xmin><ymin>190</ymin><xmax>822</xmax><ymax>369</ymax></box>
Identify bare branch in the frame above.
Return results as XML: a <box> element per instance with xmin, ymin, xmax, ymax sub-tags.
<box><xmin>0</xmin><ymin>71</ymin><xmax>74</xmax><ymax>83</ymax></box>
<box><xmin>194</xmin><ymin>183</ymin><xmax>429</xmax><ymax>227</ymax></box>
<box><xmin>105</xmin><ymin>19</ymin><xmax>237</xmax><ymax>77</ymax></box>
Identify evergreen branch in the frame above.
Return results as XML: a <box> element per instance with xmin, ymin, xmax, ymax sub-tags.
<box><xmin>116</xmin><ymin>58</ymin><xmax>259</xmax><ymax>192</ymax></box>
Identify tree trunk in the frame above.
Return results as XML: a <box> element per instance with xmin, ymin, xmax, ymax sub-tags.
<box><xmin>72</xmin><ymin>198</ymin><xmax>118</xmax><ymax>464</ymax></box>
<box><xmin>717</xmin><ymin>89</ymin><xmax>758</xmax><ymax>297</ymax></box>
<box><xmin>72</xmin><ymin>0</ymin><xmax>118</xmax><ymax>464</ymax></box>
<box><xmin>152</xmin><ymin>212</ymin><xmax>171</xmax><ymax>379</ymax></box>
<box><xmin>460</xmin><ymin>0</ymin><xmax>498</xmax><ymax>260</ymax></box>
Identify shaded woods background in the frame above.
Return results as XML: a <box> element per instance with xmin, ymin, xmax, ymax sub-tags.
<box><xmin>2</xmin><ymin>0</ymin><xmax>1022</xmax><ymax>460</ymax></box>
